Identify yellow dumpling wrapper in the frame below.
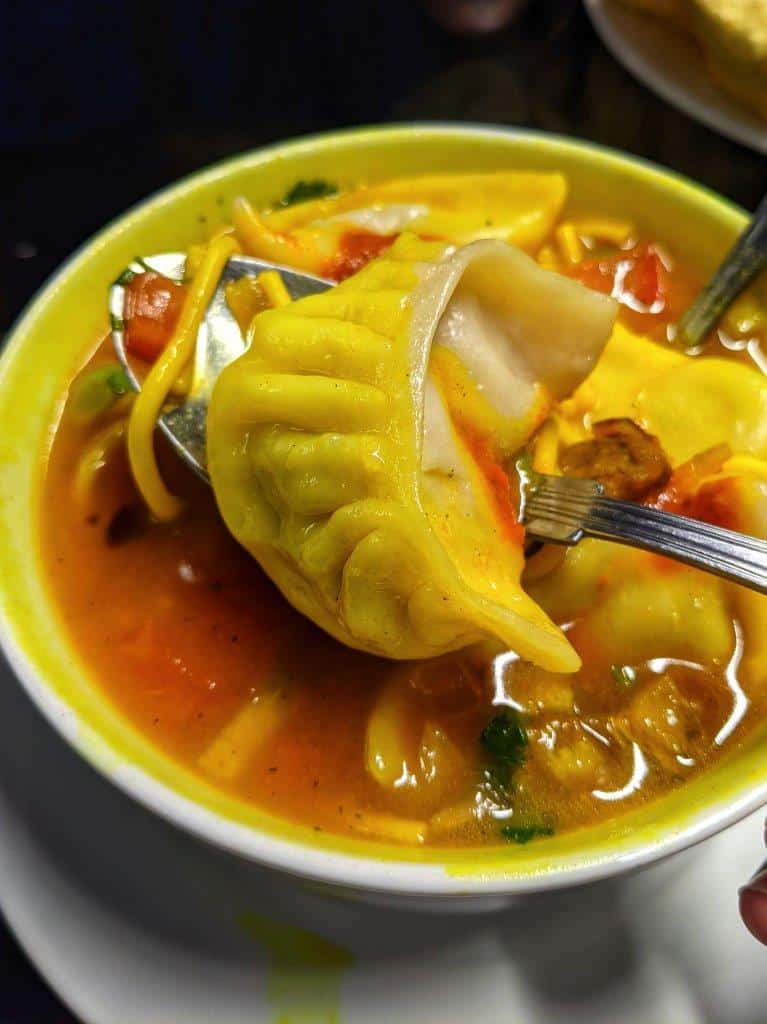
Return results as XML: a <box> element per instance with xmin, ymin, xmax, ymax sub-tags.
<box><xmin>208</xmin><ymin>234</ymin><xmax>616</xmax><ymax>669</ymax></box>
<box><xmin>549</xmin><ymin>326</ymin><xmax>767</xmax><ymax>468</ymax></box>
<box><xmin>233</xmin><ymin>172</ymin><xmax>567</xmax><ymax>275</ymax></box>
<box><xmin>568</xmin><ymin>323</ymin><xmax>685</xmax><ymax>426</ymax></box>
<box><xmin>528</xmin><ymin>538</ymin><xmax>734</xmax><ymax>669</ymax></box>
<box><xmin>693</xmin><ymin>456</ymin><xmax>767</xmax><ymax>690</ymax></box>
<box><xmin>636</xmin><ymin>358</ymin><xmax>767</xmax><ymax>464</ymax></box>
<box><xmin>532</xmin><ymin>325</ymin><xmax>685</xmax><ymax>468</ymax></box>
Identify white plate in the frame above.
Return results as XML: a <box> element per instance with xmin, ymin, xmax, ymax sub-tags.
<box><xmin>584</xmin><ymin>0</ymin><xmax>767</xmax><ymax>154</ymax></box>
<box><xmin>1</xmin><ymin>654</ymin><xmax>766</xmax><ymax>1024</ymax></box>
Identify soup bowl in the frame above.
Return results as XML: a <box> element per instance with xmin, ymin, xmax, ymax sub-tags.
<box><xmin>1</xmin><ymin>124</ymin><xmax>766</xmax><ymax>906</ymax></box>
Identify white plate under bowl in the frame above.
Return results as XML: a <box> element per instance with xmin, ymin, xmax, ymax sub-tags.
<box><xmin>585</xmin><ymin>0</ymin><xmax>767</xmax><ymax>154</ymax></box>
<box><xmin>1</xmin><ymin>651</ymin><xmax>765</xmax><ymax>1024</ymax></box>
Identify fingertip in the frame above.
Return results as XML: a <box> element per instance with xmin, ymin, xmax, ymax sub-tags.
<box><xmin>739</xmin><ymin>883</ymin><xmax>767</xmax><ymax>945</ymax></box>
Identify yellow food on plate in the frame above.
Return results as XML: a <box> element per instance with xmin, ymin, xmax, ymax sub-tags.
<box><xmin>617</xmin><ymin>0</ymin><xmax>767</xmax><ymax>118</ymax></box>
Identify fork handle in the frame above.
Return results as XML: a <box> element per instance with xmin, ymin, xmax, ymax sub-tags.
<box><xmin>678</xmin><ymin>191</ymin><xmax>767</xmax><ymax>347</ymax></box>
<box><xmin>581</xmin><ymin>496</ymin><xmax>767</xmax><ymax>595</ymax></box>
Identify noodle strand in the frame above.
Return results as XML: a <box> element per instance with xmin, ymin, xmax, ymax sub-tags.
<box><xmin>127</xmin><ymin>234</ymin><xmax>238</xmax><ymax>521</ymax></box>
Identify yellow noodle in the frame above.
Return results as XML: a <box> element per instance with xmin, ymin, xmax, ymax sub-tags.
<box><xmin>127</xmin><ymin>234</ymin><xmax>238</xmax><ymax>521</ymax></box>
<box><xmin>536</xmin><ymin>243</ymin><xmax>560</xmax><ymax>272</ymax></box>
<box><xmin>169</xmin><ymin>363</ymin><xmax>193</xmax><ymax>398</ymax></box>
<box><xmin>349</xmin><ymin>812</ymin><xmax>427</xmax><ymax>845</ymax></box>
<box><xmin>573</xmin><ymin>217</ymin><xmax>634</xmax><ymax>246</ymax></box>
<box><xmin>225</xmin><ymin>271</ymin><xmax>293</xmax><ymax>336</ymax></box>
<box><xmin>428</xmin><ymin>799</ymin><xmax>478</xmax><ymax>836</ymax></box>
<box><xmin>256</xmin><ymin>270</ymin><xmax>292</xmax><ymax>308</ymax></box>
<box><xmin>555</xmin><ymin>222</ymin><xmax>584</xmax><ymax>265</ymax></box>
<box><xmin>531</xmin><ymin>416</ymin><xmax>561</xmax><ymax>475</ymax></box>
<box><xmin>186</xmin><ymin>226</ymin><xmax>236</xmax><ymax>277</ymax></box>
<box><xmin>198</xmin><ymin>690</ymin><xmax>289</xmax><ymax>782</ymax></box>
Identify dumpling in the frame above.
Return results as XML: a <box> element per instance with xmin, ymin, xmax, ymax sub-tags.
<box><xmin>636</xmin><ymin>359</ymin><xmax>767</xmax><ymax>464</ymax></box>
<box><xmin>208</xmin><ymin>233</ymin><xmax>617</xmax><ymax>668</ymax></box>
<box><xmin>538</xmin><ymin>326</ymin><xmax>767</xmax><ymax>469</ymax></box>
<box><xmin>690</xmin><ymin>454</ymin><xmax>767</xmax><ymax>689</ymax></box>
<box><xmin>232</xmin><ymin>171</ymin><xmax>567</xmax><ymax>275</ymax></box>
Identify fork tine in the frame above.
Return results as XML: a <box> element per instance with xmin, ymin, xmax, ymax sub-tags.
<box><xmin>520</xmin><ymin>471</ymin><xmax>603</xmax><ymax>544</ymax></box>
<box><xmin>519</xmin><ymin>467</ymin><xmax>767</xmax><ymax>597</ymax></box>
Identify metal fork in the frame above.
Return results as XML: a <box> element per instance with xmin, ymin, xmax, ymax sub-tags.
<box><xmin>519</xmin><ymin>468</ymin><xmax>767</xmax><ymax>595</ymax></box>
<box><xmin>678</xmin><ymin>191</ymin><xmax>767</xmax><ymax>347</ymax></box>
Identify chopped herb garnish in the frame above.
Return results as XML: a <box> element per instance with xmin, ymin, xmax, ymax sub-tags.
<box><xmin>109</xmin><ymin>314</ymin><xmax>125</xmax><ymax>332</ymax></box>
<box><xmin>611</xmin><ymin>664</ymin><xmax>636</xmax><ymax>688</ymax></box>
<box><xmin>279</xmin><ymin>178</ymin><xmax>338</xmax><ymax>207</ymax></box>
<box><xmin>481</xmin><ymin>710</ymin><xmax>528</xmax><ymax>793</ymax></box>
<box><xmin>114</xmin><ymin>267</ymin><xmax>136</xmax><ymax>286</ymax></box>
<box><xmin>501</xmin><ymin>823</ymin><xmax>554</xmax><ymax>844</ymax></box>
<box><xmin>71</xmin><ymin>364</ymin><xmax>133</xmax><ymax>421</ymax></box>
<box><xmin>481</xmin><ymin>710</ymin><xmax>528</xmax><ymax>765</ymax></box>
<box><xmin>106</xmin><ymin>368</ymin><xmax>131</xmax><ymax>397</ymax></box>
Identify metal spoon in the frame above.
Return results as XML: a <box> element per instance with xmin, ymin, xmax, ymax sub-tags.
<box><xmin>110</xmin><ymin>252</ymin><xmax>332</xmax><ymax>480</ymax></box>
<box><xmin>111</xmin><ymin>251</ymin><xmax>767</xmax><ymax>595</ymax></box>
<box><xmin>678</xmin><ymin>192</ymin><xmax>767</xmax><ymax>347</ymax></box>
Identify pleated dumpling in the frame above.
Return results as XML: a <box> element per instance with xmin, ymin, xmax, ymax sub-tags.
<box><xmin>208</xmin><ymin>234</ymin><xmax>617</xmax><ymax>669</ymax></box>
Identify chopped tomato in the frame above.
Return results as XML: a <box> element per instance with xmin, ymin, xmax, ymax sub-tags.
<box><xmin>644</xmin><ymin>468</ymin><xmax>739</xmax><ymax>577</ymax></box>
<box><xmin>570</xmin><ymin>244</ymin><xmax>668</xmax><ymax>310</ymax></box>
<box><xmin>323</xmin><ymin>231</ymin><xmax>398</xmax><ymax>281</ymax></box>
<box><xmin>622</xmin><ymin>244</ymin><xmax>666</xmax><ymax>308</ymax></box>
<box><xmin>461</xmin><ymin>426</ymin><xmax>524</xmax><ymax>546</ymax></box>
<box><xmin>645</xmin><ymin>444</ymin><xmax>734</xmax><ymax>527</ymax></box>
<box><xmin>689</xmin><ymin>478</ymin><xmax>739</xmax><ymax>531</ymax></box>
<box><xmin>569</xmin><ymin>258</ymin><xmax>615</xmax><ymax>296</ymax></box>
<box><xmin>649</xmin><ymin>478</ymin><xmax>737</xmax><ymax>531</ymax></box>
<box><xmin>124</xmin><ymin>272</ymin><xmax>187</xmax><ymax>362</ymax></box>
<box><xmin>568</xmin><ymin>242</ymin><xmax>699</xmax><ymax>342</ymax></box>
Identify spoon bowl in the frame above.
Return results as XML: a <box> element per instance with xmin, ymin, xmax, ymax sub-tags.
<box><xmin>109</xmin><ymin>253</ymin><xmax>331</xmax><ymax>479</ymax></box>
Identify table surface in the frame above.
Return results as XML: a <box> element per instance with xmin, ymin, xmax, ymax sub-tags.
<box><xmin>2</xmin><ymin>1</ymin><xmax>766</xmax><ymax>1019</ymax></box>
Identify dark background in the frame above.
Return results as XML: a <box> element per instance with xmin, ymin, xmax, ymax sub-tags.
<box><xmin>1</xmin><ymin>0</ymin><xmax>765</xmax><ymax>1019</ymax></box>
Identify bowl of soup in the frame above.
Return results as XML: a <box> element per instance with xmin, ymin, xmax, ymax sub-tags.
<box><xmin>2</xmin><ymin>124</ymin><xmax>767</xmax><ymax>902</ymax></box>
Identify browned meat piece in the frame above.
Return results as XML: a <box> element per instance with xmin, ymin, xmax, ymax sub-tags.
<box><xmin>559</xmin><ymin>418</ymin><xmax>671</xmax><ymax>500</ymax></box>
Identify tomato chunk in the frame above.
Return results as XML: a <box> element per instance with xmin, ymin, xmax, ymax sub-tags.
<box><xmin>323</xmin><ymin>231</ymin><xmax>398</xmax><ymax>281</ymax></box>
<box><xmin>622</xmin><ymin>244</ymin><xmax>666</xmax><ymax>309</ymax></box>
<box><xmin>124</xmin><ymin>272</ymin><xmax>187</xmax><ymax>362</ymax></box>
<box><xmin>568</xmin><ymin>241</ymin><xmax>699</xmax><ymax>342</ymax></box>
<box><xmin>645</xmin><ymin>444</ymin><xmax>734</xmax><ymax>527</ymax></box>
<box><xmin>569</xmin><ymin>258</ymin><xmax>615</xmax><ymax>296</ymax></box>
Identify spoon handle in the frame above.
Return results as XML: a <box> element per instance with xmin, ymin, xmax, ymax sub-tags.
<box><xmin>523</xmin><ymin>473</ymin><xmax>767</xmax><ymax>595</ymax></box>
<box><xmin>678</xmin><ymin>192</ymin><xmax>767</xmax><ymax>347</ymax></box>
